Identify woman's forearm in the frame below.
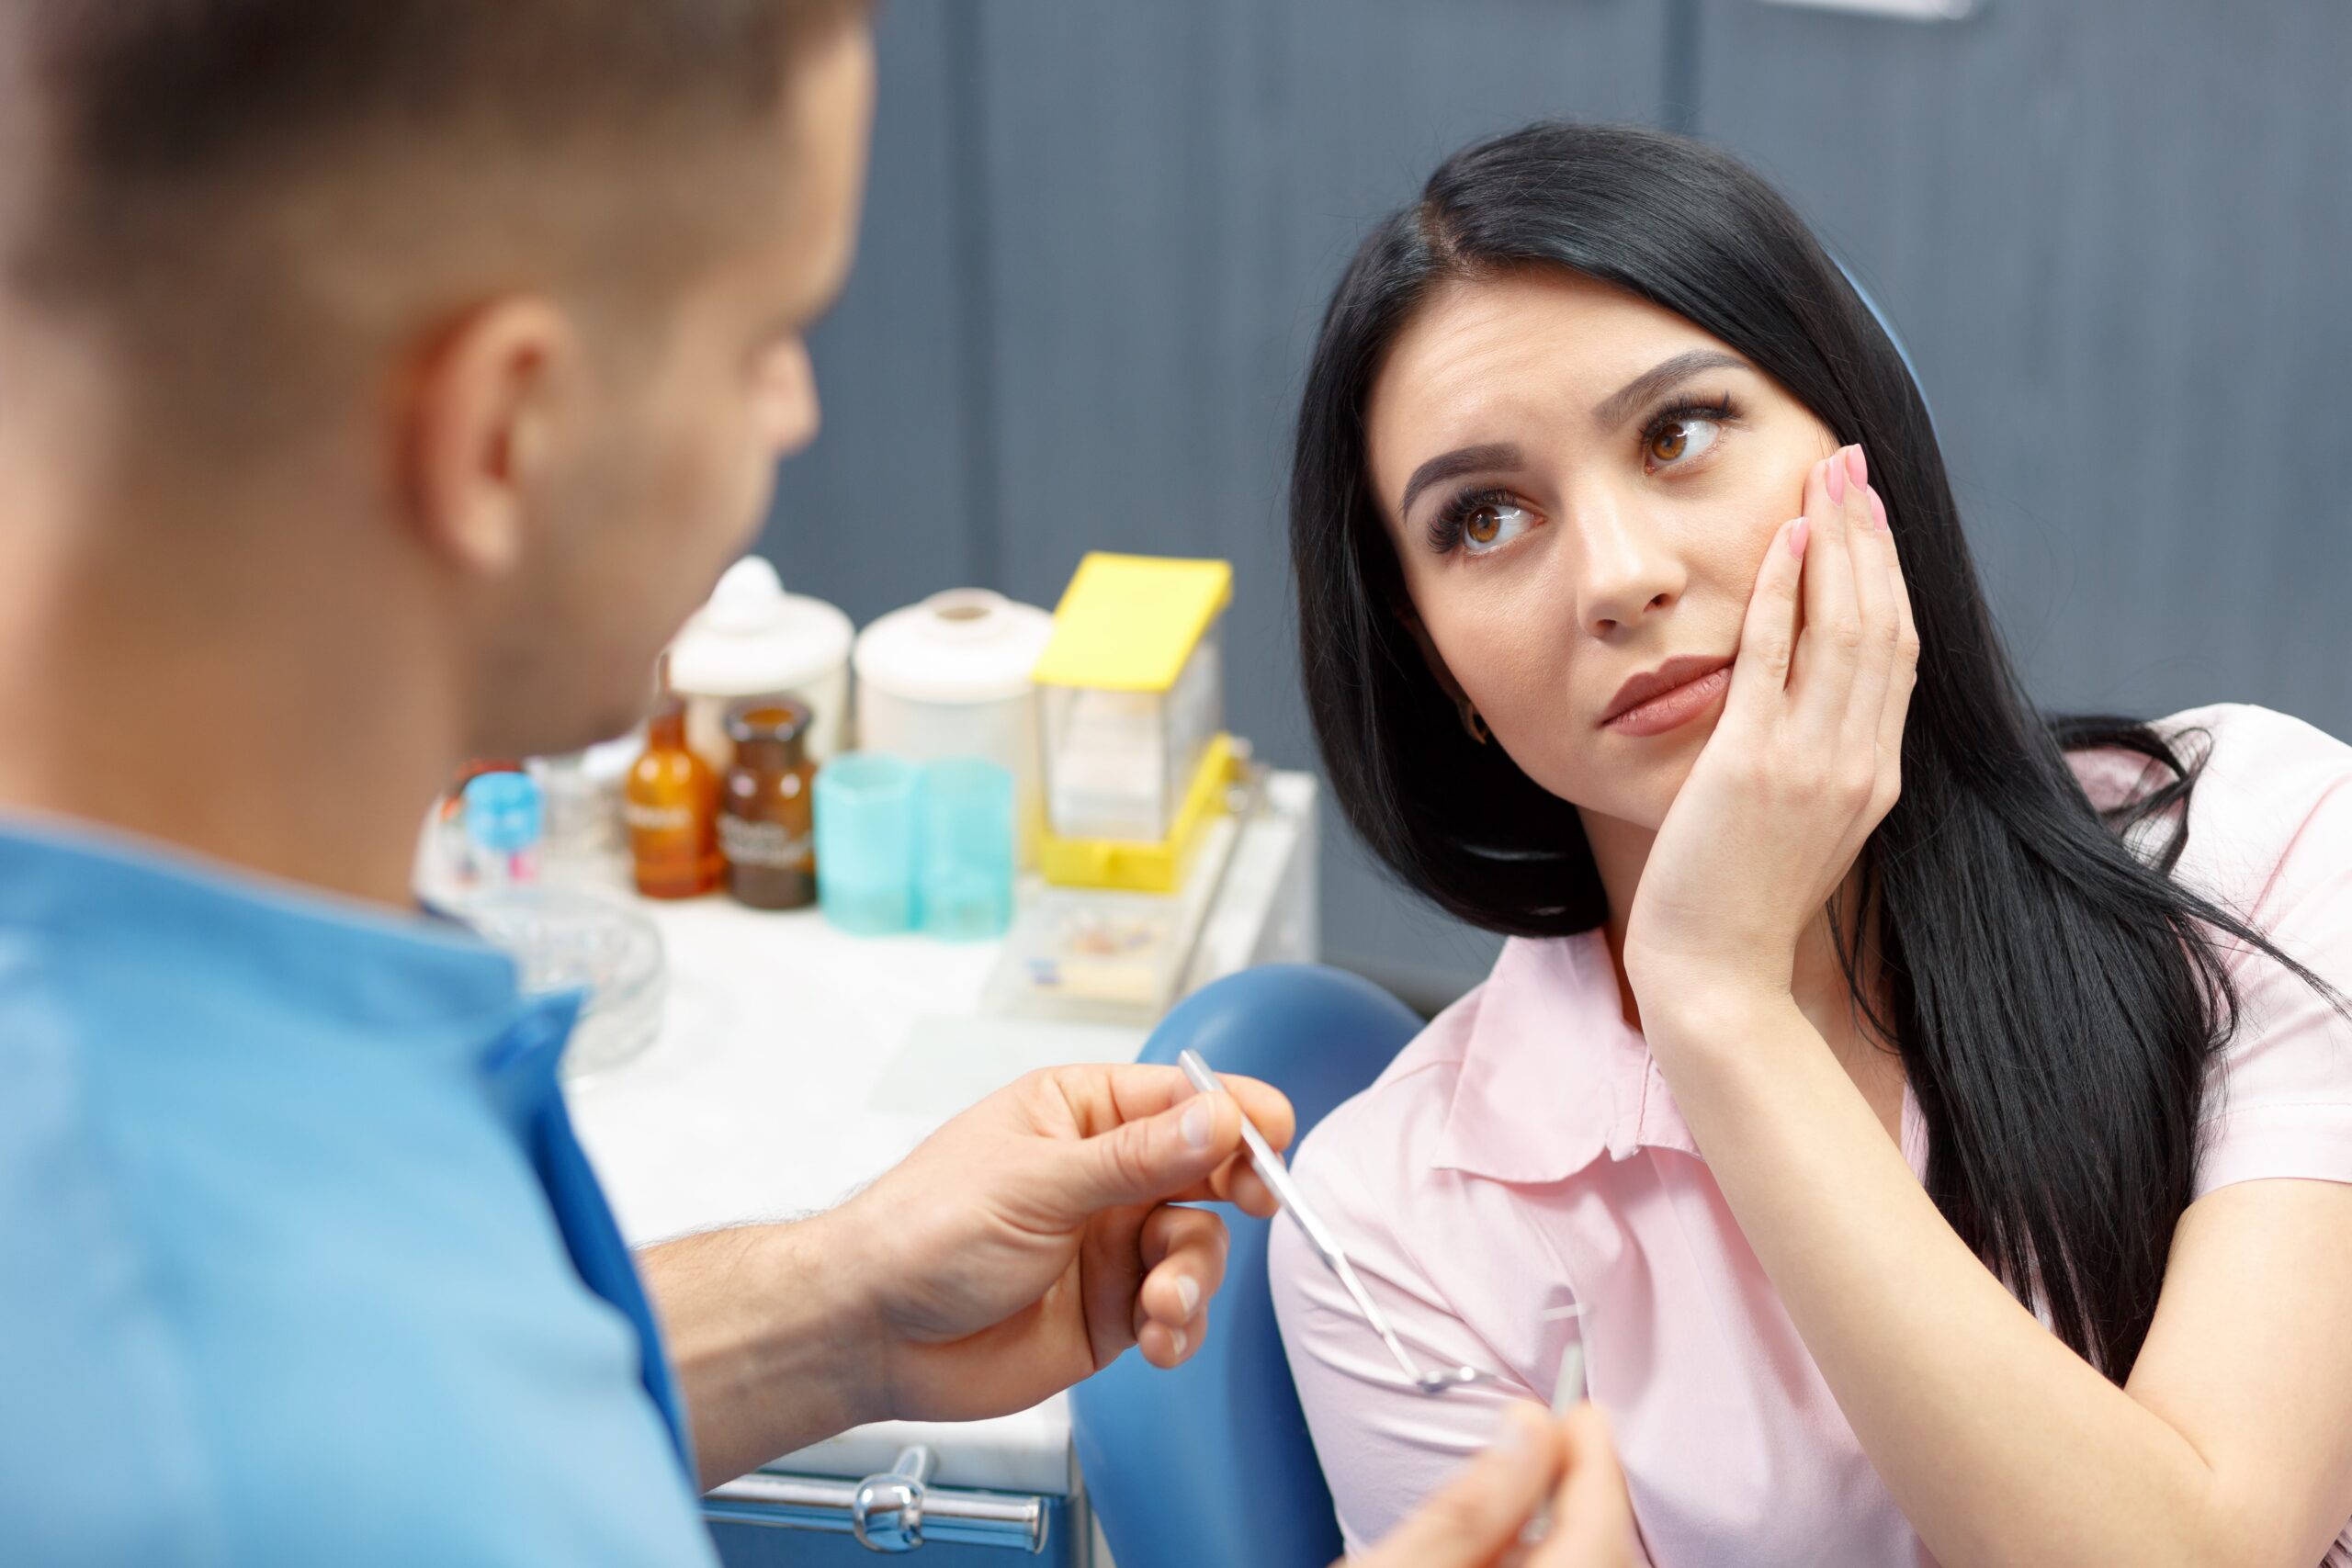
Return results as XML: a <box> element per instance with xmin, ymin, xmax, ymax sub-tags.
<box><xmin>1645</xmin><ymin>995</ymin><xmax>2243</xmax><ymax>1568</ymax></box>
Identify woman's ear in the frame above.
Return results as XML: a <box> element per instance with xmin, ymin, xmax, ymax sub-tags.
<box><xmin>1393</xmin><ymin>601</ymin><xmax>1490</xmax><ymax>745</ymax></box>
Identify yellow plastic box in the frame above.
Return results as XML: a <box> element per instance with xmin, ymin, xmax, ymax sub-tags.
<box><xmin>1031</xmin><ymin>554</ymin><xmax>1233</xmax><ymax>892</ymax></box>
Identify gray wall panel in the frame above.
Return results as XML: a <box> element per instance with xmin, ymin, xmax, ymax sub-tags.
<box><xmin>963</xmin><ymin>0</ymin><xmax>1671</xmax><ymax>1002</ymax></box>
<box><xmin>756</xmin><ymin>0</ymin><xmax>2346</xmax><ymax>1010</ymax></box>
<box><xmin>759</xmin><ymin>1</ymin><xmax>985</xmax><ymax>626</ymax></box>
<box><xmin>1694</xmin><ymin>0</ymin><xmax>2352</xmax><ymax>738</ymax></box>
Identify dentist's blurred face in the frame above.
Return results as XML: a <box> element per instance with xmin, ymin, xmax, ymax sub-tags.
<box><xmin>470</xmin><ymin>19</ymin><xmax>874</xmax><ymax>757</ymax></box>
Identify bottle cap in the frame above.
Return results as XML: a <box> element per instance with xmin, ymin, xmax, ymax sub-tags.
<box><xmin>463</xmin><ymin>771</ymin><xmax>545</xmax><ymax>853</ymax></box>
<box><xmin>667</xmin><ymin>557</ymin><xmax>854</xmax><ymax>697</ymax></box>
<box><xmin>726</xmin><ymin>696</ymin><xmax>813</xmax><ymax>765</ymax></box>
<box><xmin>854</xmin><ymin>589</ymin><xmax>1055</xmax><ymax>705</ymax></box>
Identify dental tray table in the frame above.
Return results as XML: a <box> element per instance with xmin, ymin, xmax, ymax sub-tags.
<box><xmin>566</xmin><ymin>773</ymin><xmax>1317</xmax><ymax>1564</ymax></box>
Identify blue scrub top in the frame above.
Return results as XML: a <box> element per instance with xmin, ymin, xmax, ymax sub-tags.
<box><xmin>0</xmin><ymin>818</ymin><xmax>719</xmax><ymax>1566</ymax></box>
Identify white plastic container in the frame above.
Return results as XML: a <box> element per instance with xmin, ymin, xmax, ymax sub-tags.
<box><xmin>854</xmin><ymin>589</ymin><xmax>1055</xmax><ymax>868</ymax></box>
<box><xmin>667</xmin><ymin>557</ymin><xmax>854</xmax><ymax>773</ymax></box>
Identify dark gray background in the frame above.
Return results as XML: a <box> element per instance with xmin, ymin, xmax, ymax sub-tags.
<box><xmin>760</xmin><ymin>0</ymin><xmax>2352</xmax><ymax>1010</ymax></box>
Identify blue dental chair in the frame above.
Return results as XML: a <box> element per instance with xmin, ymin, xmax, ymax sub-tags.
<box><xmin>1069</xmin><ymin>964</ymin><xmax>1423</xmax><ymax>1568</ymax></box>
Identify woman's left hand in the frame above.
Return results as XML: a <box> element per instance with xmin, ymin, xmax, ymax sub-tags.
<box><xmin>1620</xmin><ymin>443</ymin><xmax>1917</xmax><ymax>1020</ymax></box>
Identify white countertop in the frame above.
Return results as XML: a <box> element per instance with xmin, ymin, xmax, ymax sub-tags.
<box><xmin>566</xmin><ymin>773</ymin><xmax>1317</xmax><ymax>1495</ymax></box>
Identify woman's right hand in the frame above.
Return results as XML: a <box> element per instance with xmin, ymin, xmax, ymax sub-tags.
<box><xmin>1344</xmin><ymin>1403</ymin><xmax>1639</xmax><ymax>1568</ymax></box>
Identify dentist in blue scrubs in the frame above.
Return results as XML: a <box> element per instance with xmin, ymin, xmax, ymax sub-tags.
<box><xmin>0</xmin><ymin>2</ymin><xmax>1629</xmax><ymax>1563</ymax></box>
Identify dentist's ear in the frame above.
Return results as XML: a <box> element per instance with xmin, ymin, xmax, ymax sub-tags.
<box><xmin>1394</xmin><ymin>601</ymin><xmax>1489</xmax><ymax>745</ymax></box>
<box><xmin>400</xmin><ymin>296</ymin><xmax>581</xmax><ymax>581</ymax></box>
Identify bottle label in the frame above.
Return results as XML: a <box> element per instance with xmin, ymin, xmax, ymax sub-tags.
<box><xmin>719</xmin><ymin>817</ymin><xmax>813</xmax><ymax>870</ymax></box>
<box><xmin>626</xmin><ymin>803</ymin><xmax>695</xmax><ymax>834</ymax></box>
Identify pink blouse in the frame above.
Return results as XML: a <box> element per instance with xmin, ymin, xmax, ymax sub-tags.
<box><xmin>1272</xmin><ymin>705</ymin><xmax>2352</xmax><ymax>1564</ymax></box>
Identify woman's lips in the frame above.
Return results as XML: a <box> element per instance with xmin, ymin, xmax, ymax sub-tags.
<box><xmin>1601</xmin><ymin>663</ymin><xmax>1734</xmax><ymax>738</ymax></box>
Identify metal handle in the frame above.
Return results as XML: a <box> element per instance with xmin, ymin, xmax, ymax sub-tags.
<box><xmin>702</xmin><ymin>1445</ymin><xmax>1049</xmax><ymax>1554</ymax></box>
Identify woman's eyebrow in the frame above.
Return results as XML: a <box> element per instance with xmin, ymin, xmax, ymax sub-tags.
<box><xmin>1396</xmin><ymin>442</ymin><xmax>1523</xmax><ymax>520</ymax></box>
<box><xmin>1589</xmin><ymin>349</ymin><xmax>1750</xmax><ymax>431</ymax></box>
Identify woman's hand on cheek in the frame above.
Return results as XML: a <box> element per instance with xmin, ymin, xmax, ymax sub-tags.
<box><xmin>1620</xmin><ymin>444</ymin><xmax>1917</xmax><ymax>1030</ymax></box>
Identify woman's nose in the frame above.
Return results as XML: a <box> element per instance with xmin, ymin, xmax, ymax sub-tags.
<box><xmin>1571</xmin><ymin>499</ymin><xmax>1684</xmax><ymax>634</ymax></box>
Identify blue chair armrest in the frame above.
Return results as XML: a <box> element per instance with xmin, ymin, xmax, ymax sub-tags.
<box><xmin>1070</xmin><ymin>964</ymin><xmax>1422</xmax><ymax>1568</ymax></box>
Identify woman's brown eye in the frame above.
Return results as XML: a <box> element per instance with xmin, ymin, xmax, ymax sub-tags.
<box><xmin>1449</xmin><ymin>498</ymin><xmax>1533</xmax><ymax>555</ymax></box>
<box><xmin>1644</xmin><ymin>414</ymin><xmax>1723</xmax><ymax>469</ymax></box>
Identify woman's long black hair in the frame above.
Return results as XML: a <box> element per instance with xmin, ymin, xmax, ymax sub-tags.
<box><xmin>1292</xmin><ymin>121</ymin><xmax>2342</xmax><ymax>1379</ymax></box>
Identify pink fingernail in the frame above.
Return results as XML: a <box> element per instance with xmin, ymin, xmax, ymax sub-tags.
<box><xmin>1824</xmin><ymin>452</ymin><xmax>1847</xmax><ymax>503</ymax></box>
<box><xmin>1846</xmin><ymin>445</ymin><xmax>1869</xmax><ymax>491</ymax></box>
<box><xmin>1789</xmin><ymin>517</ymin><xmax>1810</xmax><ymax>558</ymax></box>
<box><xmin>1868</xmin><ymin>488</ymin><xmax>1888</xmax><ymax>532</ymax></box>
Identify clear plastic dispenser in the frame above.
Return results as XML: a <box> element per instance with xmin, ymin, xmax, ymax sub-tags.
<box><xmin>1031</xmin><ymin>554</ymin><xmax>1235</xmax><ymax>893</ymax></box>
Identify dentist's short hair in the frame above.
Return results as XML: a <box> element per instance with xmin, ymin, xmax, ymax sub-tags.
<box><xmin>0</xmin><ymin>0</ymin><xmax>866</xmax><ymax>446</ymax></box>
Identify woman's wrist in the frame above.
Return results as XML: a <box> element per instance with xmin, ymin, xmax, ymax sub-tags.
<box><xmin>1634</xmin><ymin>974</ymin><xmax>1808</xmax><ymax>1065</ymax></box>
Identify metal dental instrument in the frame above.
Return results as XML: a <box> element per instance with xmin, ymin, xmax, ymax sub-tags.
<box><xmin>1521</xmin><ymin>1301</ymin><xmax>1593</xmax><ymax>1550</ymax></box>
<box><xmin>1542</xmin><ymin>1301</ymin><xmax>1589</xmax><ymax>1414</ymax></box>
<box><xmin>1176</xmin><ymin>1047</ymin><xmax>1501</xmax><ymax>1396</ymax></box>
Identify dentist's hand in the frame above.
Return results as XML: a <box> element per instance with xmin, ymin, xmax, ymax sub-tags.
<box><xmin>833</xmin><ymin>1063</ymin><xmax>1295</xmax><ymax>1423</ymax></box>
<box><xmin>1350</xmin><ymin>1404</ymin><xmax>1638</xmax><ymax>1568</ymax></box>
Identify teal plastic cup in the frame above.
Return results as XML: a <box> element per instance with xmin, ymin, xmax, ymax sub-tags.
<box><xmin>920</xmin><ymin>759</ymin><xmax>1015</xmax><ymax>942</ymax></box>
<box><xmin>815</xmin><ymin>754</ymin><xmax>922</xmax><ymax>935</ymax></box>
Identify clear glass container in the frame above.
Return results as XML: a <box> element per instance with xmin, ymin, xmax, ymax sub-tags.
<box><xmin>459</xmin><ymin>890</ymin><xmax>667</xmax><ymax>1078</ymax></box>
<box><xmin>529</xmin><ymin>736</ymin><xmax>636</xmax><ymax>890</ymax></box>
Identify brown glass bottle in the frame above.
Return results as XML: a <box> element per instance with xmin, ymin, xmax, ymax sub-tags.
<box><xmin>627</xmin><ymin>694</ymin><xmax>722</xmax><ymax>898</ymax></box>
<box><xmin>719</xmin><ymin>698</ymin><xmax>817</xmax><ymax>910</ymax></box>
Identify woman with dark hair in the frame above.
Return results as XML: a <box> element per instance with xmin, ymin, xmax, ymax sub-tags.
<box><xmin>1271</xmin><ymin>121</ymin><xmax>2352</xmax><ymax>1566</ymax></box>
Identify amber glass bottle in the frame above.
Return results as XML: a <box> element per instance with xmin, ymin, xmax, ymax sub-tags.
<box><xmin>627</xmin><ymin>694</ymin><xmax>722</xmax><ymax>898</ymax></box>
<box><xmin>719</xmin><ymin>699</ymin><xmax>817</xmax><ymax>910</ymax></box>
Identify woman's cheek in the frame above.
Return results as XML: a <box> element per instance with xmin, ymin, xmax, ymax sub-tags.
<box><xmin>1455</xmin><ymin>633</ymin><xmax>1566</xmax><ymax>747</ymax></box>
<box><xmin>1695</xmin><ymin>502</ymin><xmax>1796</xmax><ymax>603</ymax></box>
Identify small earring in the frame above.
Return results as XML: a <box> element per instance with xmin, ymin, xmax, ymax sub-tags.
<box><xmin>1460</xmin><ymin>702</ymin><xmax>1491</xmax><ymax>745</ymax></box>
